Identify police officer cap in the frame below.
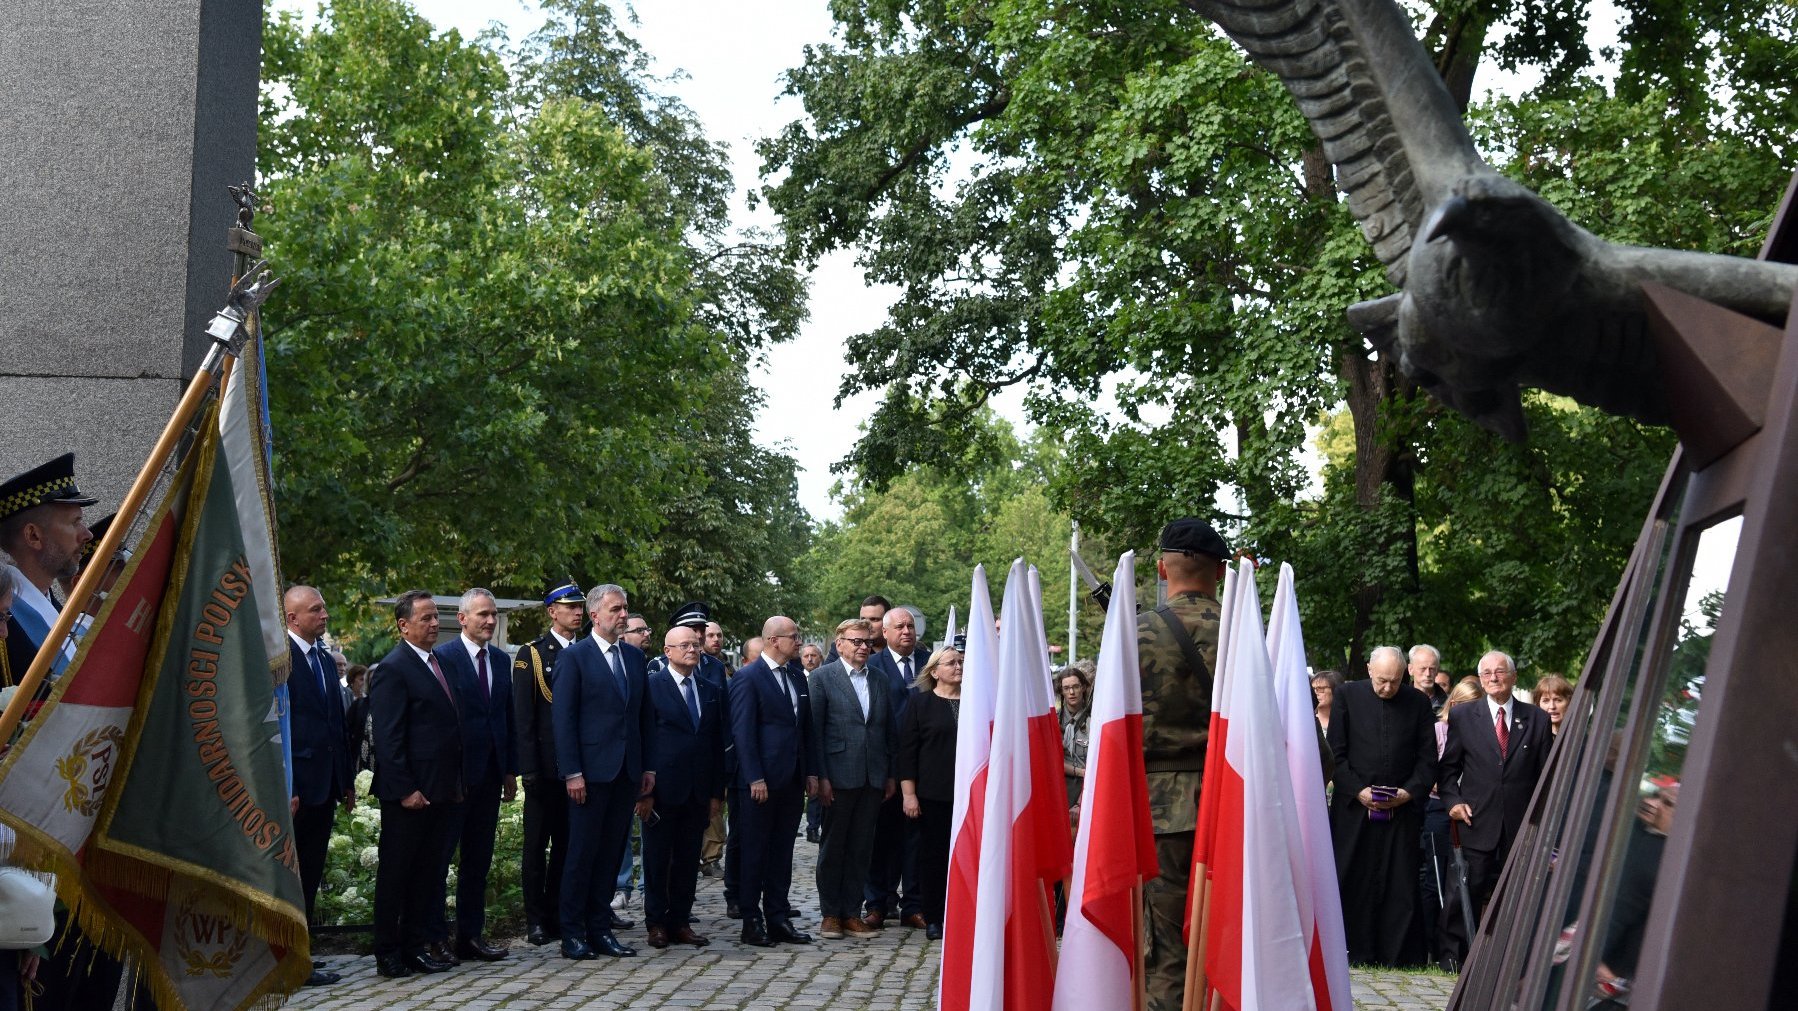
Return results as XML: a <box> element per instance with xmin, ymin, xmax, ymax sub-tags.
<box><xmin>544</xmin><ymin>580</ymin><xmax>584</xmax><ymax>607</ymax></box>
<box><xmin>81</xmin><ymin>512</ymin><xmax>119</xmax><ymax>559</ymax></box>
<box><xmin>669</xmin><ymin>601</ymin><xmax>711</xmax><ymax>629</ymax></box>
<box><xmin>0</xmin><ymin>453</ymin><xmax>99</xmax><ymax>526</ymax></box>
<box><xmin>1159</xmin><ymin>517</ymin><xmax>1229</xmax><ymax>561</ymax></box>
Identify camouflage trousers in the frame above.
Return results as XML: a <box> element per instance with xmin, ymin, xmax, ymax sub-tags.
<box><xmin>1145</xmin><ymin>830</ymin><xmax>1194</xmax><ymax>1011</ymax></box>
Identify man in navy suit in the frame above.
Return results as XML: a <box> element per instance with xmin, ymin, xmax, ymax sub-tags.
<box><xmin>434</xmin><ymin>588</ymin><xmax>517</xmax><ymax>962</ymax></box>
<box><xmin>283</xmin><ymin>585</ymin><xmax>353</xmax><ymax>987</ymax></box>
<box><xmin>863</xmin><ymin>606</ymin><xmax>924</xmax><ymax>929</ymax></box>
<box><xmin>371</xmin><ymin>590</ymin><xmax>465</xmax><ymax>979</ymax></box>
<box><xmin>730</xmin><ymin>615</ymin><xmax>818</xmax><ymax>947</ymax></box>
<box><xmin>641</xmin><ymin>624</ymin><xmax>727</xmax><ymax>948</ymax></box>
<box><xmin>1438</xmin><ymin>649</ymin><xmax>1553</xmax><ymax>965</ymax></box>
<box><xmin>553</xmin><ymin>583</ymin><xmax>656</xmax><ymax>959</ymax></box>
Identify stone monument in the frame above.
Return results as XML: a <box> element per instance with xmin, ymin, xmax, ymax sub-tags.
<box><xmin>0</xmin><ymin>2</ymin><xmax>261</xmax><ymax>510</ymax></box>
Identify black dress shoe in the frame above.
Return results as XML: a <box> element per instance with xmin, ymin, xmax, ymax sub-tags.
<box><xmin>304</xmin><ymin>967</ymin><xmax>342</xmax><ymax>986</ymax></box>
<box><xmin>805</xmin><ymin>826</ymin><xmax>821</xmax><ymax>844</ymax></box>
<box><xmin>608</xmin><ymin>910</ymin><xmax>635</xmax><ymax>930</ymax></box>
<box><xmin>402</xmin><ymin>950</ymin><xmax>453</xmax><ymax>974</ymax></box>
<box><xmin>375</xmin><ymin>955</ymin><xmax>412</xmax><ymax>979</ymax></box>
<box><xmin>527</xmin><ymin>924</ymin><xmax>554</xmax><ymax>946</ymax></box>
<box><xmin>725</xmin><ymin>901</ymin><xmax>742</xmax><ymax>919</ymax></box>
<box><xmin>689</xmin><ymin>913</ymin><xmax>700</xmax><ymax>924</ymax></box>
<box><xmin>739</xmin><ymin>919</ymin><xmax>773</xmax><ymax>948</ymax></box>
<box><xmin>428</xmin><ymin>941</ymin><xmax>461</xmax><ymax>966</ymax></box>
<box><xmin>926</xmin><ymin>923</ymin><xmax>943</xmax><ymax>941</ymax></box>
<box><xmin>560</xmin><ymin>938</ymin><xmax>596</xmax><ymax>960</ymax></box>
<box><xmin>456</xmin><ymin>937</ymin><xmax>509</xmax><ymax>961</ymax></box>
<box><xmin>591</xmin><ymin>931</ymin><xmax>636</xmax><ymax>957</ymax></box>
<box><xmin>769</xmin><ymin>919</ymin><xmax>812</xmax><ymax>944</ymax></box>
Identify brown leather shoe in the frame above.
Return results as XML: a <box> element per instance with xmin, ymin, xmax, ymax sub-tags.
<box><xmin>902</xmin><ymin>913</ymin><xmax>928</xmax><ymax>929</ymax></box>
<box><xmin>819</xmin><ymin>916</ymin><xmax>844</xmax><ymax>940</ymax></box>
<box><xmin>842</xmin><ymin>916</ymin><xmax>877</xmax><ymax>938</ymax></box>
<box><xmin>862</xmin><ymin>909</ymin><xmax>887</xmax><ymax>929</ymax></box>
<box><xmin>671</xmin><ymin>926</ymin><xmax>710</xmax><ymax>947</ymax></box>
<box><xmin>645</xmin><ymin>926</ymin><xmax>670</xmax><ymax>949</ymax></box>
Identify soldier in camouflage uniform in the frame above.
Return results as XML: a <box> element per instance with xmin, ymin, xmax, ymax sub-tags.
<box><xmin>1138</xmin><ymin>518</ymin><xmax>1228</xmax><ymax>1011</ymax></box>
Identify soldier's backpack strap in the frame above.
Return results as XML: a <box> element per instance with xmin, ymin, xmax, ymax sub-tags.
<box><xmin>1154</xmin><ymin>604</ymin><xmax>1211</xmax><ymax>682</ymax></box>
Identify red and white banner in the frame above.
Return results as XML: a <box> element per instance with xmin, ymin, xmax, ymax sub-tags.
<box><xmin>1054</xmin><ymin>550</ymin><xmax>1158</xmax><ymax>1010</ymax></box>
<box><xmin>941</xmin><ymin>564</ymin><xmax>999</xmax><ymax>1011</ymax></box>
<box><xmin>1197</xmin><ymin>561</ymin><xmax>1313</xmax><ymax>1010</ymax></box>
<box><xmin>1267</xmin><ymin>563</ymin><xmax>1352</xmax><ymax>1011</ymax></box>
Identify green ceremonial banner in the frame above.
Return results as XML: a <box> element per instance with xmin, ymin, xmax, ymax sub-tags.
<box><xmin>91</xmin><ymin>397</ymin><xmax>309</xmax><ymax>1009</ymax></box>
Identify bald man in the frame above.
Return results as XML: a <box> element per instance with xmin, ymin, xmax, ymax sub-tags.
<box><xmin>285</xmin><ymin>585</ymin><xmax>353</xmax><ymax>986</ymax></box>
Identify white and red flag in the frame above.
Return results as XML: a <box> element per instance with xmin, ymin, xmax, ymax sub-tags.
<box><xmin>1053</xmin><ymin>551</ymin><xmax>1158</xmax><ymax>1010</ymax></box>
<box><xmin>1267</xmin><ymin>563</ymin><xmax>1353</xmax><ymax>1011</ymax></box>
<box><xmin>941</xmin><ymin>564</ymin><xmax>1000</xmax><ymax>1011</ymax></box>
<box><xmin>1022</xmin><ymin>566</ymin><xmax>1073</xmax><ymax>893</ymax></box>
<box><xmin>1193</xmin><ymin>561</ymin><xmax>1314</xmax><ymax>1010</ymax></box>
<box><xmin>966</xmin><ymin>560</ymin><xmax>1063</xmax><ymax>1010</ymax></box>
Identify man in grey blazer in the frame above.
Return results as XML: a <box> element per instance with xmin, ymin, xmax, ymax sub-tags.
<box><xmin>809</xmin><ymin>618</ymin><xmax>897</xmax><ymax>940</ymax></box>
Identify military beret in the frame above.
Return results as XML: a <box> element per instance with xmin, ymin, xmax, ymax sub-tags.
<box><xmin>0</xmin><ymin>453</ymin><xmax>99</xmax><ymax>525</ymax></box>
<box><xmin>669</xmin><ymin>601</ymin><xmax>711</xmax><ymax>629</ymax></box>
<box><xmin>544</xmin><ymin>581</ymin><xmax>584</xmax><ymax>607</ymax></box>
<box><xmin>1158</xmin><ymin>517</ymin><xmax>1229</xmax><ymax>561</ymax></box>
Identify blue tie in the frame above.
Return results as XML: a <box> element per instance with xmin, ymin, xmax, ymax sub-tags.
<box><xmin>682</xmin><ymin>675</ymin><xmax>700</xmax><ymax>730</ymax></box>
<box><xmin>310</xmin><ymin>645</ymin><xmax>331</xmax><ymax>700</ymax></box>
<box><xmin>607</xmin><ymin>645</ymin><xmax>627</xmax><ymax>698</ymax></box>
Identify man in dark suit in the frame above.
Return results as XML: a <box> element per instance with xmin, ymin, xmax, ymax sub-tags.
<box><xmin>512</xmin><ymin>581</ymin><xmax>585</xmax><ymax>946</ymax></box>
<box><xmin>863</xmin><ymin>607</ymin><xmax>923</xmax><ymax>929</ymax></box>
<box><xmin>641</xmin><ymin>624</ymin><xmax>727</xmax><ymax>948</ymax></box>
<box><xmin>1438</xmin><ymin>649</ymin><xmax>1553</xmax><ymax>965</ymax></box>
<box><xmin>434</xmin><ymin>588</ymin><xmax>517</xmax><ymax>962</ymax></box>
<box><xmin>811</xmin><ymin>618</ymin><xmax>897</xmax><ymax>940</ymax></box>
<box><xmin>553</xmin><ymin>583</ymin><xmax>655</xmax><ymax>959</ymax></box>
<box><xmin>371</xmin><ymin>590</ymin><xmax>464</xmax><ymax>979</ymax></box>
<box><xmin>283</xmin><ymin>585</ymin><xmax>353</xmax><ymax>986</ymax></box>
<box><xmin>730</xmin><ymin>615</ymin><xmax>818</xmax><ymax>947</ymax></box>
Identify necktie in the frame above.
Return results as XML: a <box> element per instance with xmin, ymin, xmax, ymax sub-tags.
<box><xmin>311</xmin><ymin>644</ymin><xmax>331</xmax><ymax>699</ymax></box>
<box><xmin>682</xmin><ymin>675</ymin><xmax>700</xmax><ymax>729</ymax></box>
<box><xmin>476</xmin><ymin>648</ymin><xmax>490</xmax><ymax>699</ymax></box>
<box><xmin>426</xmin><ymin>652</ymin><xmax>456</xmax><ymax>707</ymax></box>
<box><xmin>900</xmin><ymin>654</ymin><xmax>913</xmax><ymax>685</ymax></box>
<box><xmin>1496</xmin><ymin>706</ymin><xmax>1510</xmax><ymax>759</ymax></box>
<box><xmin>607</xmin><ymin>645</ymin><xmax>627</xmax><ymax>698</ymax></box>
<box><xmin>782</xmin><ymin>668</ymin><xmax>798</xmax><ymax>715</ymax></box>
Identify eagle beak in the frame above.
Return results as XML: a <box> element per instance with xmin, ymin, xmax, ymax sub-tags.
<box><xmin>1425</xmin><ymin>195</ymin><xmax>1474</xmax><ymax>243</ymax></box>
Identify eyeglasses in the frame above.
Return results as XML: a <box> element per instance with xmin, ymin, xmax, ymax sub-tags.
<box><xmin>668</xmin><ymin>642</ymin><xmax>702</xmax><ymax>651</ymax></box>
<box><xmin>626</xmin><ymin>626</ymin><xmax>651</xmax><ymax>636</ymax></box>
<box><xmin>838</xmin><ymin>637</ymin><xmax>878</xmax><ymax>649</ymax></box>
<box><xmin>767</xmin><ymin>633</ymin><xmax>796</xmax><ymax>642</ymax></box>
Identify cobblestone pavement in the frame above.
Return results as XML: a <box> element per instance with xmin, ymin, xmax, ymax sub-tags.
<box><xmin>302</xmin><ymin>835</ymin><xmax>1456</xmax><ymax>1010</ymax></box>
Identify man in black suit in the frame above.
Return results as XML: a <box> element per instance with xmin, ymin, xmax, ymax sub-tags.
<box><xmin>641</xmin><ymin>624</ymin><xmax>727</xmax><ymax>948</ymax></box>
<box><xmin>371</xmin><ymin>590</ymin><xmax>464</xmax><ymax>979</ymax></box>
<box><xmin>811</xmin><ymin>618</ymin><xmax>897</xmax><ymax>940</ymax></box>
<box><xmin>512</xmin><ymin>581</ymin><xmax>585</xmax><ymax>946</ymax></box>
<box><xmin>434</xmin><ymin>588</ymin><xmax>517</xmax><ymax>963</ymax></box>
<box><xmin>553</xmin><ymin>583</ymin><xmax>655</xmax><ymax>960</ymax></box>
<box><xmin>283</xmin><ymin>585</ymin><xmax>353</xmax><ymax>986</ymax></box>
<box><xmin>730</xmin><ymin>615</ymin><xmax>818</xmax><ymax>947</ymax></box>
<box><xmin>1438</xmin><ymin>649</ymin><xmax>1553</xmax><ymax>965</ymax></box>
<box><xmin>863</xmin><ymin>607</ymin><xmax>923</xmax><ymax>929</ymax></box>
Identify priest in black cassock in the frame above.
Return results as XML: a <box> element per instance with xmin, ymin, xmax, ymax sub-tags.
<box><xmin>1326</xmin><ymin>645</ymin><xmax>1438</xmax><ymax>967</ymax></box>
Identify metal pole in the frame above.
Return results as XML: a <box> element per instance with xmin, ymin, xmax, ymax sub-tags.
<box><xmin>1068</xmin><ymin>520</ymin><xmax>1080</xmax><ymax>664</ymax></box>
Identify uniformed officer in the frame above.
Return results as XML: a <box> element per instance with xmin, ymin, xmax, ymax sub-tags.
<box><xmin>513</xmin><ymin>581</ymin><xmax>586</xmax><ymax>946</ymax></box>
<box><xmin>0</xmin><ymin>453</ymin><xmax>98</xmax><ymax>684</ymax></box>
<box><xmin>1138</xmin><ymin>517</ymin><xmax>1228</xmax><ymax>1011</ymax></box>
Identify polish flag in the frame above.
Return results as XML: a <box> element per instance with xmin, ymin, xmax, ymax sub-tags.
<box><xmin>1196</xmin><ymin>561</ymin><xmax>1313</xmax><ymax>1010</ymax></box>
<box><xmin>1053</xmin><ymin>551</ymin><xmax>1158</xmax><ymax>1010</ymax></box>
<box><xmin>941</xmin><ymin>565</ymin><xmax>1000</xmax><ymax>1011</ymax></box>
<box><xmin>1023</xmin><ymin>565</ymin><xmax>1073</xmax><ymax>891</ymax></box>
<box><xmin>1266</xmin><ymin>564</ymin><xmax>1352</xmax><ymax>1011</ymax></box>
<box><xmin>966</xmin><ymin>560</ymin><xmax>1061</xmax><ymax>1010</ymax></box>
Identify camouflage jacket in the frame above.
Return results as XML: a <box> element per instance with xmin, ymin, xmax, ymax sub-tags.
<box><xmin>1138</xmin><ymin>590</ymin><xmax>1221</xmax><ymax>834</ymax></box>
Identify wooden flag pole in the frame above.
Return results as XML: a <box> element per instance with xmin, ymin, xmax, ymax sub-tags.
<box><xmin>1132</xmin><ymin>880</ymin><xmax>1148</xmax><ymax>1011</ymax></box>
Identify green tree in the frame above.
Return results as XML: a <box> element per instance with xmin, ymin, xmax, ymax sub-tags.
<box><xmin>259</xmin><ymin>0</ymin><xmax>809</xmax><ymax>647</ymax></box>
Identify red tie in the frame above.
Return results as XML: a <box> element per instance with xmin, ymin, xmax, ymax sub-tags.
<box><xmin>1496</xmin><ymin>706</ymin><xmax>1510</xmax><ymax>759</ymax></box>
<box><xmin>427</xmin><ymin>652</ymin><xmax>456</xmax><ymax>708</ymax></box>
<box><xmin>477</xmin><ymin>648</ymin><xmax>490</xmax><ymax>699</ymax></box>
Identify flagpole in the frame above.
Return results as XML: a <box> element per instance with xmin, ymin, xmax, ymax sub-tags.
<box><xmin>1068</xmin><ymin>520</ymin><xmax>1079</xmax><ymax>663</ymax></box>
<box><xmin>1133</xmin><ymin>880</ymin><xmax>1148</xmax><ymax>1011</ymax></box>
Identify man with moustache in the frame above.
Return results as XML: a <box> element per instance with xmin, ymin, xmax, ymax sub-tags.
<box><xmin>554</xmin><ymin>584</ymin><xmax>655</xmax><ymax>959</ymax></box>
<box><xmin>434</xmin><ymin>588</ymin><xmax>517</xmax><ymax>962</ymax></box>
<box><xmin>371</xmin><ymin>590</ymin><xmax>464</xmax><ymax>978</ymax></box>
<box><xmin>641</xmin><ymin>625</ymin><xmax>727</xmax><ymax>948</ymax></box>
<box><xmin>512</xmin><ymin>582</ymin><xmax>585</xmax><ymax>946</ymax></box>
<box><xmin>731</xmin><ymin>615</ymin><xmax>817</xmax><ymax>947</ymax></box>
<box><xmin>283</xmin><ymin>585</ymin><xmax>353</xmax><ymax>986</ymax></box>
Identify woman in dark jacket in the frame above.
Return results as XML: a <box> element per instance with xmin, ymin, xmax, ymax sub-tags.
<box><xmin>898</xmin><ymin>646</ymin><xmax>962</xmax><ymax>941</ymax></box>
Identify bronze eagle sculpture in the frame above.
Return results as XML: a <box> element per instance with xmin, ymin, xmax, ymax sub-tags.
<box><xmin>1187</xmin><ymin>0</ymin><xmax>1798</xmax><ymax>438</ymax></box>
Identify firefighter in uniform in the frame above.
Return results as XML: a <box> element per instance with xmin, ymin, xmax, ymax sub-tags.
<box><xmin>513</xmin><ymin>581</ymin><xmax>586</xmax><ymax>946</ymax></box>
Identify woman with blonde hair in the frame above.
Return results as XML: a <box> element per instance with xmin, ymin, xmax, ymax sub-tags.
<box><xmin>898</xmin><ymin>646</ymin><xmax>963</xmax><ymax>941</ymax></box>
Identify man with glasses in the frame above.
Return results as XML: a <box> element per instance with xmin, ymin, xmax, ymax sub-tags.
<box><xmin>640</xmin><ymin>625</ymin><xmax>726</xmax><ymax>948</ymax></box>
<box><xmin>865</xmin><ymin>607</ymin><xmax>925</xmax><ymax>929</ymax></box>
<box><xmin>730</xmin><ymin>615</ymin><xmax>817</xmax><ymax>947</ymax></box>
<box><xmin>810</xmin><ymin>618</ymin><xmax>897</xmax><ymax>940</ymax></box>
